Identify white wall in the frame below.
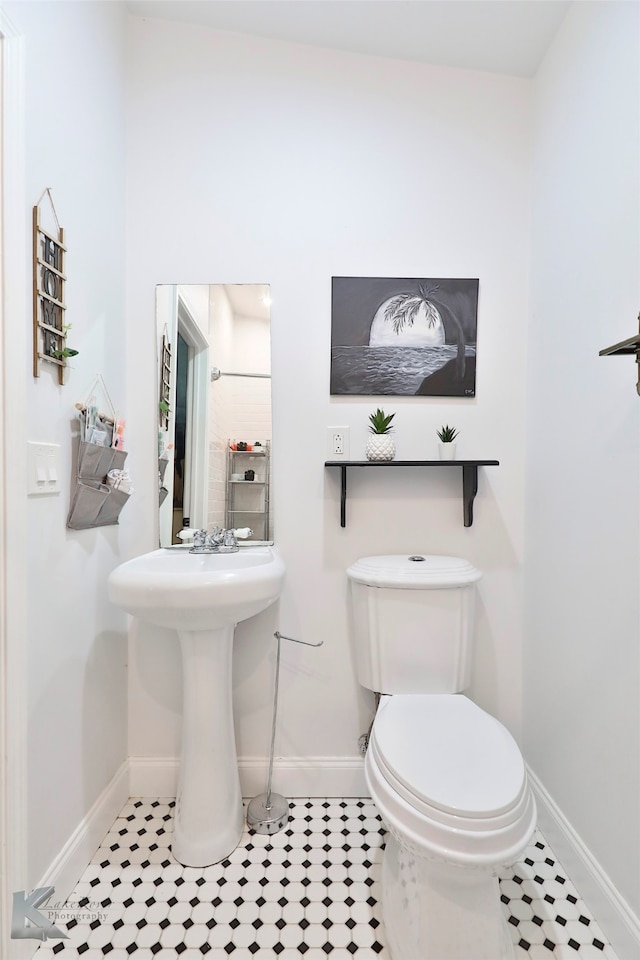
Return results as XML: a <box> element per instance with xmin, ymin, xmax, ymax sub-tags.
<box><xmin>527</xmin><ymin>0</ymin><xmax>640</xmax><ymax>922</ymax></box>
<box><xmin>125</xmin><ymin>18</ymin><xmax>532</xmax><ymax>781</ymax></box>
<box><xmin>4</xmin><ymin>0</ymin><xmax>129</xmax><ymax>886</ymax></box>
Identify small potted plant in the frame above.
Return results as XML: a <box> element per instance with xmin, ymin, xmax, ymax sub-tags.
<box><xmin>366</xmin><ymin>408</ymin><xmax>396</xmax><ymax>461</ymax></box>
<box><xmin>437</xmin><ymin>424</ymin><xmax>459</xmax><ymax>461</ymax></box>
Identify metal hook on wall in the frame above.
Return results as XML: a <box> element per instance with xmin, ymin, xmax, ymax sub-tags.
<box><xmin>274</xmin><ymin>630</ymin><xmax>324</xmax><ymax>648</ymax></box>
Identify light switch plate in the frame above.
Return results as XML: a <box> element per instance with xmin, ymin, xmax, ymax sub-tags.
<box><xmin>27</xmin><ymin>442</ymin><xmax>62</xmax><ymax>495</ymax></box>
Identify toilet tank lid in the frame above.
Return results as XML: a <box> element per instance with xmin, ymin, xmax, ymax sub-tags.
<box><xmin>347</xmin><ymin>555</ymin><xmax>482</xmax><ymax>589</ymax></box>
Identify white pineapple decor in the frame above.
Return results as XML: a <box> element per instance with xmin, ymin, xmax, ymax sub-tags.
<box><xmin>366</xmin><ymin>408</ymin><xmax>396</xmax><ymax>461</ymax></box>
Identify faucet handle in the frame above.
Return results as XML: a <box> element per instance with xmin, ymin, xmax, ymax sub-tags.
<box><xmin>232</xmin><ymin>527</ymin><xmax>253</xmax><ymax>540</ymax></box>
<box><xmin>193</xmin><ymin>529</ymin><xmax>207</xmax><ymax>547</ymax></box>
<box><xmin>222</xmin><ymin>529</ymin><xmax>237</xmax><ymax>547</ymax></box>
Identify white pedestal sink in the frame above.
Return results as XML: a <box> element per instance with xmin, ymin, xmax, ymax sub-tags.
<box><xmin>108</xmin><ymin>546</ymin><xmax>285</xmax><ymax>866</ymax></box>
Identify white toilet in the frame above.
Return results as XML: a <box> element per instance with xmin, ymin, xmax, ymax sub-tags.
<box><xmin>347</xmin><ymin>555</ymin><xmax>536</xmax><ymax>960</ymax></box>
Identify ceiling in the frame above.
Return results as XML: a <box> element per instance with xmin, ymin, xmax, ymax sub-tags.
<box><xmin>223</xmin><ymin>284</ymin><xmax>271</xmax><ymax>321</ymax></box>
<box><xmin>126</xmin><ymin>0</ymin><xmax>571</xmax><ymax>78</ymax></box>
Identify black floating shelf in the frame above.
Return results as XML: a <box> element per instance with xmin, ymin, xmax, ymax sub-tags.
<box><xmin>324</xmin><ymin>460</ymin><xmax>499</xmax><ymax>528</ymax></box>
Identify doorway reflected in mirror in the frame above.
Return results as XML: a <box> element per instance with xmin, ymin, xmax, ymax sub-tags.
<box><xmin>156</xmin><ymin>284</ymin><xmax>272</xmax><ymax>547</ymax></box>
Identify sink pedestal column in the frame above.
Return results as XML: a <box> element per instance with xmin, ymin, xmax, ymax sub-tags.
<box><xmin>172</xmin><ymin>626</ymin><xmax>244</xmax><ymax>867</ymax></box>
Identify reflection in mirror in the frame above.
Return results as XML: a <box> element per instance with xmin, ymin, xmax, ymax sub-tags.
<box><xmin>156</xmin><ymin>284</ymin><xmax>272</xmax><ymax>547</ymax></box>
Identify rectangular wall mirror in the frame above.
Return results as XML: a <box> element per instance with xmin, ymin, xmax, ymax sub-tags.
<box><xmin>156</xmin><ymin>284</ymin><xmax>272</xmax><ymax>547</ymax></box>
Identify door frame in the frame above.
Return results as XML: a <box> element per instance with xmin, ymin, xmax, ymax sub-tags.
<box><xmin>176</xmin><ymin>292</ymin><xmax>209</xmax><ymax>533</ymax></box>
<box><xmin>156</xmin><ymin>287</ymin><xmax>209</xmax><ymax>545</ymax></box>
<box><xmin>0</xmin><ymin>10</ymin><xmax>30</xmax><ymax>959</ymax></box>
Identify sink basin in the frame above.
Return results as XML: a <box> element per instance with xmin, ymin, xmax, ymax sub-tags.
<box><xmin>108</xmin><ymin>545</ymin><xmax>285</xmax><ymax>867</ymax></box>
<box><xmin>108</xmin><ymin>545</ymin><xmax>285</xmax><ymax>630</ymax></box>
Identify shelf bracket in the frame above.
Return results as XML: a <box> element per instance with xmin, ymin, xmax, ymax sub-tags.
<box><xmin>340</xmin><ymin>465</ymin><xmax>347</xmax><ymax>528</ymax></box>
<box><xmin>462</xmin><ymin>465</ymin><xmax>478</xmax><ymax>527</ymax></box>
<box><xmin>599</xmin><ymin>312</ymin><xmax>640</xmax><ymax>395</ymax></box>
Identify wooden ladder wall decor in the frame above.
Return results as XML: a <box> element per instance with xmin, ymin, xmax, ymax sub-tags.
<box><xmin>159</xmin><ymin>330</ymin><xmax>172</xmax><ymax>430</ymax></box>
<box><xmin>33</xmin><ymin>188</ymin><xmax>68</xmax><ymax>384</ymax></box>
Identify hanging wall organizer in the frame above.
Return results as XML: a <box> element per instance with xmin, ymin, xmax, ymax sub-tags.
<box><xmin>33</xmin><ymin>188</ymin><xmax>75</xmax><ymax>384</ymax></box>
<box><xmin>599</xmin><ymin>312</ymin><xmax>640</xmax><ymax>394</ymax></box>
<box><xmin>67</xmin><ymin>375</ymin><xmax>130</xmax><ymax>530</ymax></box>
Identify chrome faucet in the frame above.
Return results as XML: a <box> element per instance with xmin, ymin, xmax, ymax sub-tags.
<box><xmin>189</xmin><ymin>526</ymin><xmax>253</xmax><ymax>554</ymax></box>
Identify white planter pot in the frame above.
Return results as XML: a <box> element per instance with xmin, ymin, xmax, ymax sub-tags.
<box><xmin>366</xmin><ymin>435</ymin><xmax>396</xmax><ymax>461</ymax></box>
<box><xmin>438</xmin><ymin>442</ymin><xmax>456</xmax><ymax>461</ymax></box>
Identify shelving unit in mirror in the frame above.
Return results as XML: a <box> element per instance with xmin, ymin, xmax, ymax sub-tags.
<box><xmin>226</xmin><ymin>441</ymin><xmax>271</xmax><ymax>541</ymax></box>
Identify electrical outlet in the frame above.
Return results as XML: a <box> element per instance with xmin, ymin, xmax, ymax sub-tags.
<box><xmin>327</xmin><ymin>426</ymin><xmax>350</xmax><ymax>459</ymax></box>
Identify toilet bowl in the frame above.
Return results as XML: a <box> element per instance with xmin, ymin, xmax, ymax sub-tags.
<box><xmin>365</xmin><ymin>695</ymin><xmax>536</xmax><ymax>959</ymax></box>
<box><xmin>346</xmin><ymin>555</ymin><xmax>536</xmax><ymax>960</ymax></box>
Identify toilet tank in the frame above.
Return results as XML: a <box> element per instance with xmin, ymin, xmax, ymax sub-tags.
<box><xmin>347</xmin><ymin>555</ymin><xmax>482</xmax><ymax>695</ymax></box>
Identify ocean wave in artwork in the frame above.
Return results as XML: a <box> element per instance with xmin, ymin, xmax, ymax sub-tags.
<box><xmin>330</xmin><ymin>345</ymin><xmax>476</xmax><ymax>396</ymax></box>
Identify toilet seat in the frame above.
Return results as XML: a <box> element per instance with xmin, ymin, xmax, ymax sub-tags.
<box><xmin>371</xmin><ymin>694</ymin><xmax>526</xmax><ymax>822</ymax></box>
<box><xmin>365</xmin><ymin>695</ymin><xmax>537</xmax><ymax>867</ymax></box>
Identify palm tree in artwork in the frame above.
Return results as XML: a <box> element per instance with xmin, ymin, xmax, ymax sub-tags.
<box><xmin>383</xmin><ymin>282</ymin><xmax>467</xmax><ymax>380</ymax></box>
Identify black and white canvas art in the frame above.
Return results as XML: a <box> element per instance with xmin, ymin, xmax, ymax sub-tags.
<box><xmin>330</xmin><ymin>276</ymin><xmax>479</xmax><ymax>397</ymax></box>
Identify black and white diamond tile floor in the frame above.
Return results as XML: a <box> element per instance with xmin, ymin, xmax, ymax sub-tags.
<box><xmin>33</xmin><ymin>798</ymin><xmax>619</xmax><ymax>960</ymax></box>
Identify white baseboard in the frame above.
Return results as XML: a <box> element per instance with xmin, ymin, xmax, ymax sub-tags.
<box><xmin>128</xmin><ymin>755</ymin><xmax>367</xmax><ymax>800</ymax></box>
<box><xmin>528</xmin><ymin>766</ymin><xmax>640</xmax><ymax>960</ymax></box>
<box><xmin>128</xmin><ymin>756</ymin><xmax>179</xmax><ymax>797</ymax></box>
<box><xmin>38</xmin><ymin>761</ymin><xmax>129</xmax><ymax>904</ymax></box>
<box><xmin>238</xmin><ymin>756</ymin><xmax>367</xmax><ymax>799</ymax></box>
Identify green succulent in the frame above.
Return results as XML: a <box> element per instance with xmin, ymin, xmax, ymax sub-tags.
<box><xmin>368</xmin><ymin>408</ymin><xmax>395</xmax><ymax>435</ymax></box>
<box><xmin>51</xmin><ymin>324</ymin><xmax>78</xmax><ymax>361</ymax></box>
<box><xmin>437</xmin><ymin>424</ymin><xmax>459</xmax><ymax>443</ymax></box>
<box><xmin>52</xmin><ymin>346</ymin><xmax>79</xmax><ymax>360</ymax></box>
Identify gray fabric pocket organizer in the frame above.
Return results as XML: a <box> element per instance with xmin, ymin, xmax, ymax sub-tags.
<box><xmin>158</xmin><ymin>456</ymin><xmax>169</xmax><ymax>508</ymax></box>
<box><xmin>77</xmin><ymin>441</ymin><xmax>126</xmax><ymax>481</ymax></box>
<box><xmin>94</xmin><ymin>485</ymin><xmax>129</xmax><ymax>526</ymax></box>
<box><xmin>67</xmin><ymin>441</ymin><xmax>130</xmax><ymax>530</ymax></box>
